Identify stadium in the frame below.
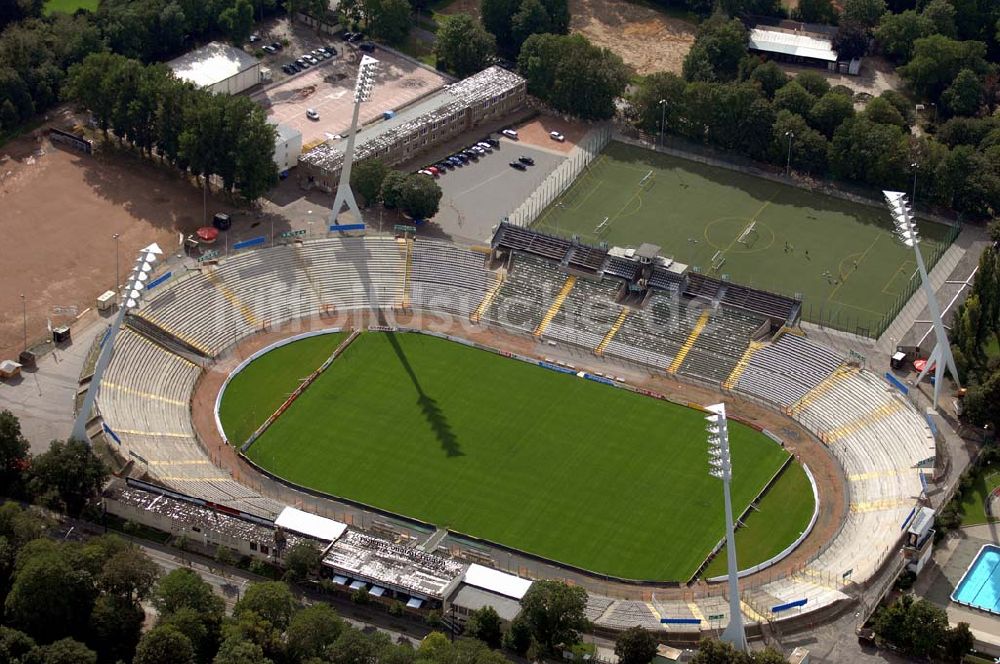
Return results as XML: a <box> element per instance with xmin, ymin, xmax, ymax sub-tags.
<box><xmin>91</xmin><ymin>219</ymin><xmax>937</xmax><ymax>639</ymax></box>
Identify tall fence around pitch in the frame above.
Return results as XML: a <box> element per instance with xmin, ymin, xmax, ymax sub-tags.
<box><xmin>506</xmin><ymin>124</ymin><xmax>612</xmax><ymax>227</ymax></box>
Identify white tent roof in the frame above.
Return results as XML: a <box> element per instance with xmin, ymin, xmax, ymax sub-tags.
<box><xmin>275</xmin><ymin>506</ymin><xmax>347</xmax><ymax>542</ymax></box>
<box><xmin>168</xmin><ymin>42</ymin><xmax>259</xmax><ymax>88</ymax></box>
<box><xmin>748</xmin><ymin>28</ymin><xmax>838</xmax><ymax>62</ymax></box>
<box><xmin>464</xmin><ymin>564</ymin><xmax>533</xmax><ymax>600</ymax></box>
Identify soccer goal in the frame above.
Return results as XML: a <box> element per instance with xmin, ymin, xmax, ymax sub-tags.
<box><xmin>737</xmin><ymin>220</ymin><xmax>758</xmax><ymax>247</ymax></box>
<box><xmin>594</xmin><ymin>216</ymin><xmax>611</xmax><ymax>235</ymax></box>
<box><xmin>710</xmin><ymin>250</ymin><xmax>726</xmax><ymax>272</ymax></box>
<box><xmin>639</xmin><ymin>170</ymin><xmax>654</xmax><ymax>187</ymax></box>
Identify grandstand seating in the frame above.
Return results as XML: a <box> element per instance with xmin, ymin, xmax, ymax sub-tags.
<box><xmin>95</xmin><ymin>235</ymin><xmax>934</xmax><ymax>630</ymax></box>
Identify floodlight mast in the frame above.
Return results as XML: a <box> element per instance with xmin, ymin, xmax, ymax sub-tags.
<box><xmin>705</xmin><ymin>403</ymin><xmax>748</xmax><ymax>651</ymax></box>
<box><xmin>71</xmin><ymin>243</ymin><xmax>164</xmax><ymax>443</ymax></box>
<box><xmin>883</xmin><ymin>190</ymin><xmax>960</xmax><ymax>409</ymax></box>
<box><xmin>329</xmin><ymin>55</ymin><xmax>380</xmax><ymax>227</ymax></box>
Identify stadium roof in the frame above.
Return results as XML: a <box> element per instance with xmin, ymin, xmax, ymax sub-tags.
<box><xmin>748</xmin><ymin>28</ymin><xmax>838</xmax><ymax>62</ymax></box>
<box><xmin>450</xmin><ymin>583</ymin><xmax>523</xmax><ymax>621</ymax></box>
<box><xmin>168</xmin><ymin>42</ymin><xmax>259</xmax><ymax>88</ymax></box>
<box><xmin>464</xmin><ymin>563</ymin><xmax>533</xmax><ymax>600</ymax></box>
<box><xmin>276</xmin><ymin>506</ymin><xmax>347</xmax><ymax>542</ymax></box>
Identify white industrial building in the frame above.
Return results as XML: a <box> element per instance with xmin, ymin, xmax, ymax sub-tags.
<box><xmin>168</xmin><ymin>41</ymin><xmax>262</xmax><ymax>95</ymax></box>
<box><xmin>749</xmin><ymin>24</ymin><xmax>861</xmax><ymax>75</ymax></box>
<box><xmin>271</xmin><ymin>121</ymin><xmax>303</xmax><ymax>173</ymax></box>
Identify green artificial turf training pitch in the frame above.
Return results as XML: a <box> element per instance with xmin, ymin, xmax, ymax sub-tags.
<box><xmin>242</xmin><ymin>331</ymin><xmax>806</xmax><ymax>581</ymax></box>
<box><xmin>43</xmin><ymin>0</ymin><xmax>99</xmax><ymax>14</ymax></box>
<box><xmin>533</xmin><ymin>142</ymin><xmax>954</xmax><ymax>335</ymax></box>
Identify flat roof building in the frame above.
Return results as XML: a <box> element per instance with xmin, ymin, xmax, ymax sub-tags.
<box><xmin>169</xmin><ymin>41</ymin><xmax>262</xmax><ymax>96</ymax></box>
<box><xmin>748</xmin><ymin>24</ymin><xmax>861</xmax><ymax>74</ymax></box>
<box><xmin>299</xmin><ymin>66</ymin><xmax>526</xmax><ymax>190</ymax></box>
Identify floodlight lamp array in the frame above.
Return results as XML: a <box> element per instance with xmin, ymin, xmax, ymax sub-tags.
<box><xmin>354</xmin><ymin>56</ymin><xmax>380</xmax><ymax>103</ymax></box>
<box><xmin>705</xmin><ymin>403</ymin><xmax>731</xmax><ymax>480</ymax></box>
<box><xmin>124</xmin><ymin>245</ymin><xmax>161</xmax><ymax>309</ymax></box>
<box><xmin>883</xmin><ymin>190</ymin><xmax>919</xmax><ymax>247</ymax></box>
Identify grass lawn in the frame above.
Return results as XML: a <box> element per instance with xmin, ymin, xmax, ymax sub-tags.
<box><xmin>43</xmin><ymin>0</ymin><xmax>98</xmax><ymax>14</ymax></box>
<box><xmin>533</xmin><ymin>142</ymin><xmax>955</xmax><ymax>336</ymax></box>
<box><xmin>243</xmin><ymin>331</ymin><xmax>806</xmax><ymax>580</ymax></box>
<box><xmin>396</xmin><ymin>34</ymin><xmax>437</xmax><ymax>68</ymax></box>
<box><xmin>219</xmin><ymin>332</ymin><xmax>346</xmax><ymax>445</ymax></box>
<box><xmin>702</xmin><ymin>460</ymin><xmax>813</xmax><ymax>578</ymax></box>
<box><xmin>958</xmin><ymin>468</ymin><xmax>1000</xmax><ymax>527</ymax></box>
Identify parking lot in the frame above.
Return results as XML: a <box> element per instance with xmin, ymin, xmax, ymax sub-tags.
<box><xmin>402</xmin><ymin>134</ymin><xmax>567</xmax><ymax>241</ymax></box>
<box><xmin>251</xmin><ymin>43</ymin><xmax>449</xmax><ymax>146</ymax></box>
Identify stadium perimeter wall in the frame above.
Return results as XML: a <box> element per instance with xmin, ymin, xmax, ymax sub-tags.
<box><xmin>226</xmin><ymin>325</ymin><xmax>809</xmax><ymax>585</ymax></box>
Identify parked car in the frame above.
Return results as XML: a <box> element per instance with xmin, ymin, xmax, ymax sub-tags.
<box><xmin>289</xmin><ymin>62</ymin><xmax>301</xmax><ymax>72</ymax></box>
<box><xmin>249</xmin><ymin>34</ymin><xmax>261</xmax><ymax>43</ymax></box>
<box><xmin>452</xmin><ymin>154</ymin><xmax>469</xmax><ymax>164</ymax></box>
<box><xmin>476</xmin><ymin>141</ymin><xmax>493</xmax><ymax>151</ymax></box>
<box><xmin>518</xmin><ymin>156</ymin><xmax>535</xmax><ymax>166</ymax></box>
<box><xmin>436</xmin><ymin>161</ymin><xmax>453</xmax><ymax>170</ymax></box>
<box><xmin>462</xmin><ymin>150</ymin><xmax>478</xmax><ymax>160</ymax></box>
<box><xmin>549</xmin><ymin>131</ymin><xmax>565</xmax><ymax>142</ymax></box>
<box><xmin>418</xmin><ymin>169</ymin><xmax>436</xmax><ymax>177</ymax></box>
<box><xmin>426</xmin><ymin>166</ymin><xmax>440</xmax><ymax>175</ymax></box>
<box><xmin>471</xmin><ymin>146</ymin><xmax>486</xmax><ymax>155</ymax></box>
<box><xmin>509</xmin><ymin>161</ymin><xmax>527</xmax><ymax>170</ymax></box>
<box><xmin>281</xmin><ymin>64</ymin><xmax>293</xmax><ymax>74</ymax></box>
<box><xmin>501</xmin><ymin>128</ymin><xmax>518</xmax><ymax>139</ymax></box>
<box><xmin>262</xmin><ymin>45</ymin><xmax>276</xmax><ymax>54</ymax></box>
<box><xmin>305</xmin><ymin>54</ymin><xmax>319</xmax><ymax>64</ymax></box>
<box><xmin>484</xmin><ymin>137</ymin><xmax>500</xmax><ymax>147</ymax></box>
<box><xmin>296</xmin><ymin>58</ymin><xmax>310</xmax><ymax>68</ymax></box>
<box><xmin>306</xmin><ymin>109</ymin><xmax>320</xmax><ymax>120</ymax></box>
<box><xmin>348</xmin><ymin>32</ymin><xmax>364</xmax><ymax>43</ymax></box>
<box><xmin>314</xmin><ymin>48</ymin><xmax>331</xmax><ymax>59</ymax></box>
<box><xmin>359</xmin><ymin>42</ymin><xmax>376</xmax><ymax>52</ymax></box>
<box><xmin>271</xmin><ymin>41</ymin><xmax>283</xmax><ymax>50</ymax></box>
<box><xmin>326</xmin><ymin>45</ymin><xmax>338</xmax><ymax>54</ymax></box>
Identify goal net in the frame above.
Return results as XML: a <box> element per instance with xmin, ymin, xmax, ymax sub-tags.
<box><xmin>710</xmin><ymin>250</ymin><xmax>726</xmax><ymax>272</ymax></box>
<box><xmin>737</xmin><ymin>220</ymin><xmax>758</xmax><ymax>247</ymax></box>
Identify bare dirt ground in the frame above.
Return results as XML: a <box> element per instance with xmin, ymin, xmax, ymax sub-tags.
<box><xmin>434</xmin><ymin>0</ymin><xmax>481</xmax><ymax>20</ymax></box>
<box><xmin>783</xmin><ymin>55</ymin><xmax>902</xmax><ymax>99</ymax></box>
<box><xmin>569</xmin><ymin>0</ymin><xmax>697</xmax><ymax>75</ymax></box>
<box><xmin>0</xmin><ymin>129</ymin><xmax>235</xmax><ymax>362</ymax></box>
<box><xmin>514</xmin><ymin>116</ymin><xmax>588</xmax><ymax>154</ymax></box>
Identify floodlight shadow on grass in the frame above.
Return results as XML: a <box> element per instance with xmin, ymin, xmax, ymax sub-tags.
<box><xmin>384</xmin><ymin>332</ymin><xmax>462</xmax><ymax>458</ymax></box>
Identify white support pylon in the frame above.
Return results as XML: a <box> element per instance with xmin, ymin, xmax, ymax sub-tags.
<box><xmin>329</xmin><ymin>55</ymin><xmax>379</xmax><ymax>227</ymax></box>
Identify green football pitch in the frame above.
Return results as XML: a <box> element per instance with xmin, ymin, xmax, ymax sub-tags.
<box><xmin>229</xmin><ymin>331</ymin><xmax>813</xmax><ymax>581</ymax></box>
<box><xmin>43</xmin><ymin>0</ymin><xmax>98</xmax><ymax>14</ymax></box>
<box><xmin>533</xmin><ymin>142</ymin><xmax>956</xmax><ymax>335</ymax></box>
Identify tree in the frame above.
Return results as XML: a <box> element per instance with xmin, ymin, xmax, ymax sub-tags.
<box><xmin>943</xmin><ymin>622</ymin><xmax>974</xmax><ymax>662</ymax></box>
<box><xmin>747</xmin><ymin>61</ymin><xmax>788</xmax><ymax>98</ymax></box>
<box><xmin>879</xmin><ymin>89</ymin><xmax>914</xmax><ymax>124</ymax></box>
<box><xmin>480</xmin><ymin>0</ymin><xmax>519</xmax><ymax>51</ymax></box>
<box><xmin>213</xmin><ymin>637</ymin><xmax>273</xmax><ymax>664</ymax></box>
<box><xmin>518</xmin><ymin>33</ymin><xmax>630</xmax><ymax>120</ymax></box>
<box><xmin>833</xmin><ymin>21</ymin><xmax>869</xmax><ymax>59</ymax></box>
<box><xmin>27</xmin><ymin>439</ymin><xmax>108</xmax><ymax>517</ymax></box>
<box><xmin>5</xmin><ymin>543</ymin><xmax>96</xmax><ymax>643</ymax></box>
<box><xmin>690</xmin><ymin>638</ymin><xmax>745</xmax><ymax>664</ymax></box>
<box><xmin>327</xmin><ymin>626</ymin><xmax>393</xmax><ymax>664</ymax></box>
<box><xmin>875</xmin><ymin>10</ymin><xmax>934</xmax><ymax>62</ymax></box>
<box><xmin>540</xmin><ymin>0</ymin><xmax>569</xmax><ymax>34</ymax></box>
<box><xmin>934</xmin><ymin>145</ymin><xmax>1000</xmax><ymax>216</ymax></box>
<box><xmin>153</xmin><ymin>568</ymin><xmax>225</xmax><ymax>617</ymax></box>
<box><xmin>614</xmin><ymin>626</ymin><xmax>657</xmax><ymax>664</ymax></box>
<box><xmin>873</xmin><ymin>595</ymin><xmax>948</xmax><ymax>658</ymax></box>
<box><xmin>682</xmin><ymin>14</ymin><xmax>747</xmax><ymax>83</ymax></box>
<box><xmin>0</xmin><ymin>410</ymin><xmax>29</xmax><ymax>497</ymax></box>
<box><xmin>794</xmin><ymin>71</ymin><xmax>830</xmax><ymax>98</ymax></box>
<box><xmin>518</xmin><ymin>580</ymin><xmax>588</xmax><ymax>653</ymax></box>
<box><xmin>841</xmin><ymin>0</ymin><xmax>886</xmax><ymax>27</ymax></box>
<box><xmin>0</xmin><ymin>626</ymin><xmax>36</xmax><ymax>663</ymax></box>
<box><xmin>286</xmin><ymin>603</ymin><xmax>344</xmax><ymax>661</ymax></box>
<box><xmin>922</xmin><ymin>0</ymin><xmax>956</xmax><ymax>37</ymax></box>
<box><xmin>941</xmin><ymin>68</ymin><xmax>984</xmax><ymax>117</ymax></box>
<box><xmin>630</xmin><ymin>72</ymin><xmax>686</xmax><ymax>134</ymax></box>
<box><xmin>399</xmin><ymin>173</ymin><xmax>443</xmax><ymax>219</ymax></box>
<box><xmin>31</xmin><ymin>638</ymin><xmax>97</xmax><ymax>664</ymax></box>
<box><xmin>366</xmin><ymin>0</ymin><xmax>412</xmax><ymax>44</ymax></box>
<box><xmin>350</xmin><ymin>159</ymin><xmax>390</xmax><ymax>207</ymax></box>
<box><xmin>773</xmin><ymin>80</ymin><xmax>816</xmax><ymax>117</ymax></box>
<box><xmin>380</xmin><ymin>170</ymin><xmax>409</xmax><ymax>208</ymax></box>
<box><xmin>88</xmin><ymin>595</ymin><xmax>144</xmax><ymax>664</ymax></box>
<box><xmin>511</xmin><ymin>0</ymin><xmax>550</xmax><ymax>49</ymax></box>
<box><xmin>134</xmin><ymin>626</ymin><xmax>195</xmax><ymax>664</ymax></box>
<box><xmin>282</xmin><ymin>541</ymin><xmax>322</xmax><ymax>582</ymax></box>
<box><xmin>830</xmin><ymin>115</ymin><xmax>909</xmax><ymax>188</ymax></box>
<box><xmin>502</xmin><ymin>615</ymin><xmax>532</xmax><ymax>655</ymax></box>
<box><xmin>434</xmin><ymin>13</ymin><xmax>496</xmax><ymax>78</ymax></box>
<box><xmin>219</xmin><ymin>0</ymin><xmax>255</xmax><ymax>44</ymax></box>
<box><xmin>899</xmin><ymin>35</ymin><xmax>989</xmax><ymax>102</ymax></box>
<box><xmin>159</xmin><ymin>607</ymin><xmax>219</xmax><ymax>664</ymax></box>
<box><xmin>98</xmin><ymin>546</ymin><xmax>160</xmax><ymax>602</ymax></box>
<box><xmin>234</xmin><ymin>582</ymin><xmax>297</xmax><ymax>631</ymax></box>
<box><xmin>794</xmin><ymin>0</ymin><xmax>837</xmax><ymax>24</ymax></box>
<box><xmin>864</xmin><ymin>96</ymin><xmax>907</xmax><ymax>127</ymax></box>
<box><xmin>772</xmin><ymin>110</ymin><xmax>829</xmax><ymax>174</ymax></box>
<box><xmin>466</xmin><ymin>606</ymin><xmax>503</xmax><ymax>649</ymax></box>
<box><xmin>809</xmin><ymin>90</ymin><xmax>855</xmax><ymax>137</ymax></box>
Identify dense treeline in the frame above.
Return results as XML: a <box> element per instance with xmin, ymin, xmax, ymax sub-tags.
<box><xmin>0</xmin><ymin>0</ymin><xmax>288</xmax><ymax>138</ymax></box>
<box><xmin>628</xmin><ymin>12</ymin><xmax>1000</xmax><ymax>217</ymax></box>
<box><xmin>62</xmin><ymin>52</ymin><xmax>278</xmax><ymax>201</ymax></box>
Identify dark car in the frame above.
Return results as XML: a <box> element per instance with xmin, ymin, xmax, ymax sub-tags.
<box><xmin>271</xmin><ymin>41</ymin><xmax>283</xmax><ymax>50</ymax></box>
<box><xmin>359</xmin><ymin>42</ymin><xmax>376</xmax><ymax>52</ymax></box>
<box><xmin>461</xmin><ymin>150</ymin><xmax>478</xmax><ymax>160</ymax></box>
<box><xmin>484</xmin><ymin>137</ymin><xmax>500</xmax><ymax>147</ymax></box>
<box><xmin>296</xmin><ymin>58</ymin><xmax>310</xmax><ymax>68</ymax></box>
<box><xmin>281</xmin><ymin>64</ymin><xmax>292</xmax><ymax>74</ymax></box>
<box><xmin>452</xmin><ymin>154</ymin><xmax>469</xmax><ymax>164</ymax></box>
<box><xmin>436</xmin><ymin>161</ymin><xmax>453</xmax><ymax>170</ymax></box>
<box><xmin>518</xmin><ymin>156</ymin><xmax>535</xmax><ymax>166</ymax></box>
<box><xmin>348</xmin><ymin>32</ymin><xmax>364</xmax><ymax>42</ymax></box>
<box><xmin>509</xmin><ymin>161</ymin><xmax>527</xmax><ymax>170</ymax></box>
<box><xmin>262</xmin><ymin>45</ymin><xmax>276</xmax><ymax>54</ymax></box>
<box><xmin>326</xmin><ymin>45</ymin><xmax>338</xmax><ymax>54</ymax></box>
<box><xmin>289</xmin><ymin>62</ymin><xmax>301</xmax><ymax>72</ymax></box>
